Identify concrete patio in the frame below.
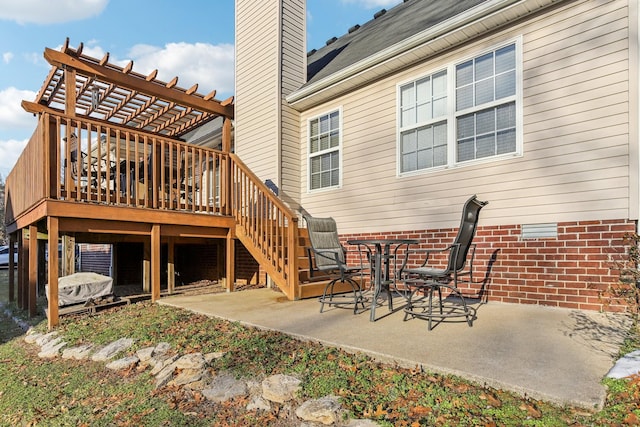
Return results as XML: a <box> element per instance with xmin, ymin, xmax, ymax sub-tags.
<box><xmin>158</xmin><ymin>288</ymin><xmax>632</xmax><ymax>409</ymax></box>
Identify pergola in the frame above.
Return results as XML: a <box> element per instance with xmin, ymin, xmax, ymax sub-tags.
<box><xmin>23</xmin><ymin>38</ymin><xmax>233</xmax><ymax>144</ymax></box>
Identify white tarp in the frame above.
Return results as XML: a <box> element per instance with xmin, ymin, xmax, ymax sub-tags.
<box><xmin>46</xmin><ymin>272</ymin><xmax>114</xmax><ymax>307</ymax></box>
<box><xmin>607</xmin><ymin>350</ymin><xmax>640</xmax><ymax>379</ymax></box>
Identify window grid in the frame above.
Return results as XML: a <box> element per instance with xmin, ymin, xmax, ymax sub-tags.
<box><xmin>399</xmin><ymin>70</ymin><xmax>448</xmax><ymax>173</ymax></box>
<box><xmin>309</xmin><ymin>110</ymin><xmax>340</xmax><ymax>190</ymax></box>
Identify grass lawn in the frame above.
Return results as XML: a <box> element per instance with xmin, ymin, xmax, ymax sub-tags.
<box><xmin>0</xmin><ymin>283</ymin><xmax>639</xmax><ymax>425</ymax></box>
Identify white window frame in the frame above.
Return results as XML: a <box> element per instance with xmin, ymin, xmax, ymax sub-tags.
<box><xmin>307</xmin><ymin>107</ymin><xmax>343</xmax><ymax>192</ymax></box>
<box><xmin>397</xmin><ymin>37</ymin><xmax>523</xmax><ymax>176</ymax></box>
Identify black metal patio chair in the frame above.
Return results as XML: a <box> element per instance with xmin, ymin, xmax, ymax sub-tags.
<box><xmin>304</xmin><ymin>215</ymin><xmax>367</xmax><ymax>314</ymax></box>
<box><xmin>400</xmin><ymin>195</ymin><xmax>488</xmax><ymax>330</ymax></box>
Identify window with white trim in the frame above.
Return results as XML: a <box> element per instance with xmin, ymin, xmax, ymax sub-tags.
<box><xmin>399</xmin><ymin>41</ymin><xmax>519</xmax><ymax>173</ymax></box>
<box><xmin>309</xmin><ymin>109</ymin><xmax>341</xmax><ymax>190</ymax></box>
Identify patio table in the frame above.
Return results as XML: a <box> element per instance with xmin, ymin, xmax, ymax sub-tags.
<box><xmin>347</xmin><ymin>238</ymin><xmax>419</xmax><ymax>321</ymax></box>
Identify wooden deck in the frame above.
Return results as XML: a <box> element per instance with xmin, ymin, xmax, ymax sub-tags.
<box><xmin>4</xmin><ymin>41</ymin><xmax>310</xmax><ymax>329</ymax></box>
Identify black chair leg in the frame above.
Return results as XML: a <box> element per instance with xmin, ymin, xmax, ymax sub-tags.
<box><xmin>319</xmin><ymin>278</ymin><xmax>364</xmax><ymax>314</ymax></box>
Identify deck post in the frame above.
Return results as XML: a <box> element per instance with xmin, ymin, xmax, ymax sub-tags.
<box><xmin>8</xmin><ymin>233</ymin><xmax>16</xmax><ymax>302</ymax></box>
<box><xmin>62</xmin><ymin>235</ymin><xmax>76</xmax><ymax>276</ymax></box>
<box><xmin>225</xmin><ymin>230</ymin><xmax>235</xmax><ymax>292</ymax></box>
<box><xmin>151</xmin><ymin>224</ymin><xmax>161</xmax><ymax>302</ymax></box>
<box><xmin>47</xmin><ymin>217</ymin><xmax>59</xmax><ymax>329</ymax></box>
<box><xmin>167</xmin><ymin>237</ymin><xmax>175</xmax><ymax>294</ymax></box>
<box><xmin>142</xmin><ymin>240</ymin><xmax>151</xmax><ymax>293</ymax></box>
<box><xmin>28</xmin><ymin>225</ymin><xmax>38</xmax><ymax>317</ymax></box>
<box><xmin>288</xmin><ymin>218</ymin><xmax>300</xmax><ymax>299</ymax></box>
<box><xmin>18</xmin><ymin>229</ymin><xmax>26</xmax><ymax>310</ymax></box>
<box><xmin>222</xmin><ymin>117</ymin><xmax>232</xmax><ymax>215</ymax></box>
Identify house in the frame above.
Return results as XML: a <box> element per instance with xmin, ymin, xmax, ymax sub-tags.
<box><xmin>234</xmin><ymin>0</ymin><xmax>637</xmax><ymax>312</ymax></box>
<box><xmin>4</xmin><ymin>0</ymin><xmax>636</xmax><ymax>329</ymax></box>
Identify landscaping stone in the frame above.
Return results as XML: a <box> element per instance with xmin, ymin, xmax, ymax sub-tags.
<box><xmin>154</xmin><ymin>358</ymin><xmax>180</xmax><ymax>389</ymax></box>
<box><xmin>34</xmin><ymin>331</ymin><xmax>59</xmax><ymax>347</ymax></box>
<box><xmin>262</xmin><ymin>374</ymin><xmax>301</xmax><ymax>403</ymax></box>
<box><xmin>172</xmin><ymin>368</ymin><xmax>206</xmax><ymax>386</ymax></box>
<box><xmin>38</xmin><ymin>337</ymin><xmax>67</xmax><ymax>359</ymax></box>
<box><xmin>136</xmin><ymin>346</ymin><xmax>155</xmax><ymax>363</ymax></box>
<box><xmin>175</xmin><ymin>352</ymin><xmax>205</xmax><ymax>370</ymax></box>
<box><xmin>154</xmin><ymin>342</ymin><xmax>171</xmax><ymax>355</ymax></box>
<box><xmin>295</xmin><ymin>395</ymin><xmax>342</xmax><ymax>425</ymax></box>
<box><xmin>106</xmin><ymin>355</ymin><xmax>140</xmax><ymax>371</ymax></box>
<box><xmin>204</xmin><ymin>351</ymin><xmax>226</xmax><ymax>364</ymax></box>
<box><xmin>17</xmin><ymin>325</ymin><xmax>377</xmax><ymax>425</ymax></box>
<box><xmin>62</xmin><ymin>344</ymin><xmax>94</xmax><ymax>360</ymax></box>
<box><xmin>344</xmin><ymin>420</ymin><xmax>382</xmax><ymax>426</ymax></box>
<box><xmin>150</xmin><ymin>354</ymin><xmax>179</xmax><ymax>376</ymax></box>
<box><xmin>183</xmin><ymin>370</ymin><xmax>214</xmax><ymax>391</ymax></box>
<box><xmin>91</xmin><ymin>338</ymin><xmax>134</xmax><ymax>362</ymax></box>
<box><xmin>202</xmin><ymin>372</ymin><xmax>248</xmax><ymax>402</ymax></box>
<box><xmin>246</xmin><ymin>395</ymin><xmax>271</xmax><ymax>412</ymax></box>
<box><xmin>24</xmin><ymin>330</ymin><xmax>43</xmax><ymax>344</ymax></box>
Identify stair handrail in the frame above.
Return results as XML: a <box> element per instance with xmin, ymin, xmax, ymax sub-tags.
<box><xmin>229</xmin><ymin>153</ymin><xmax>300</xmax><ymax>299</ymax></box>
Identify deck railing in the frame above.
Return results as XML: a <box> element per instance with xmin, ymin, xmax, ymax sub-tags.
<box><xmin>5</xmin><ymin>112</ymin><xmax>231</xmax><ymax>224</ymax></box>
<box><xmin>230</xmin><ymin>153</ymin><xmax>300</xmax><ymax>299</ymax></box>
<box><xmin>4</xmin><ymin>114</ymin><xmax>49</xmax><ymax>224</ymax></box>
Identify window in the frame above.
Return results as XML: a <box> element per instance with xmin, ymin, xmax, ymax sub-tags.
<box><xmin>398</xmin><ymin>41</ymin><xmax>520</xmax><ymax>174</ymax></box>
<box><xmin>309</xmin><ymin>109</ymin><xmax>341</xmax><ymax>190</ymax></box>
<box><xmin>399</xmin><ymin>71</ymin><xmax>448</xmax><ymax>172</ymax></box>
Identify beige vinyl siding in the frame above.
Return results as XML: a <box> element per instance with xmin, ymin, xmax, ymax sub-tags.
<box><xmin>299</xmin><ymin>0</ymin><xmax>632</xmax><ymax>234</ymax></box>
<box><xmin>235</xmin><ymin>0</ymin><xmax>280</xmax><ymax>181</ymax></box>
<box><xmin>280</xmin><ymin>0</ymin><xmax>305</xmax><ymax>199</ymax></box>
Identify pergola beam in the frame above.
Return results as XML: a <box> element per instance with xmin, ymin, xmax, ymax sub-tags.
<box><xmin>44</xmin><ymin>47</ymin><xmax>233</xmax><ymax>119</ymax></box>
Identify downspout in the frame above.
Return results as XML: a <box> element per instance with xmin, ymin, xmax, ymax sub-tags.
<box><xmin>633</xmin><ymin>0</ymin><xmax>640</xmax><ymax>232</ymax></box>
<box><xmin>276</xmin><ymin>0</ymin><xmax>283</xmax><ymax>190</ymax></box>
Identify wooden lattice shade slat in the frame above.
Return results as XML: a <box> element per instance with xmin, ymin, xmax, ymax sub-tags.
<box><xmin>29</xmin><ymin>38</ymin><xmax>233</xmax><ymax>138</ymax></box>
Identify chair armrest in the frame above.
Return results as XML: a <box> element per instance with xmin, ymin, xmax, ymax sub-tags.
<box><xmin>398</xmin><ymin>244</ymin><xmax>458</xmax><ymax>276</ymax></box>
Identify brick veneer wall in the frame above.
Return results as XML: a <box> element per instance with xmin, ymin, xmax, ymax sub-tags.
<box><xmin>235</xmin><ymin>240</ymin><xmax>268</xmax><ymax>285</ymax></box>
<box><xmin>340</xmin><ymin>219</ymin><xmax>636</xmax><ymax>312</ymax></box>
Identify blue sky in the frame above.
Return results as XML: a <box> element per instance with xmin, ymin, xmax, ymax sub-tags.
<box><xmin>0</xmin><ymin>0</ymin><xmax>401</xmax><ymax>179</ymax></box>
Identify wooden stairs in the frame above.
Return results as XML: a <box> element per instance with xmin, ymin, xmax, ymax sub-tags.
<box><xmin>295</xmin><ymin>227</ymin><xmax>363</xmax><ymax>299</ymax></box>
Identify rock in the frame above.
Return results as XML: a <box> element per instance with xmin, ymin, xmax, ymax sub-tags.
<box><xmin>150</xmin><ymin>354</ymin><xmax>180</xmax><ymax>376</ymax></box>
<box><xmin>247</xmin><ymin>395</ymin><xmax>271</xmax><ymax>412</ymax></box>
<box><xmin>136</xmin><ymin>346</ymin><xmax>155</xmax><ymax>363</ymax></box>
<box><xmin>38</xmin><ymin>337</ymin><xmax>67</xmax><ymax>359</ymax></box>
<box><xmin>154</xmin><ymin>342</ymin><xmax>171</xmax><ymax>355</ymax></box>
<box><xmin>172</xmin><ymin>368</ymin><xmax>206</xmax><ymax>386</ymax></box>
<box><xmin>344</xmin><ymin>419</ymin><xmax>382</xmax><ymax>426</ymax></box>
<box><xmin>175</xmin><ymin>353</ymin><xmax>205</xmax><ymax>370</ymax></box>
<box><xmin>183</xmin><ymin>370</ymin><xmax>214</xmax><ymax>390</ymax></box>
<box><xmin>24</xmin><ymin>331</ymin><xmax>43</xmax><ymax>344</ymax></box>
<box><xmin>91</xmin><ymin>338</ymin><xmax>134</xmax><ymax>362</ymax></box>
<box><xmin>295</xmin><ymin>396</ymin><xmax>342</xmax><ymax>425</ymax></box>
<box><xmin>154</xmin><ymin>358</ymin><xmax>180</xmax><ymax>389</ymax></box>
<box><xmin>204</xmin><ymin>351</ymin><xmax>226</xmax><ymax>364</ymax></box>
<box><xmin>34</xmin><ymin>332</ymin><xmax>59</xmax><ymax>347</ymax></box>
<box><xmin>62</xmin><ymin>344</ymin><xmax>94</xmax><ymax>360</ymax></box>
<box><xmin>202</xmin><ymin>372</ymin><xmax>248</xmax><ymax>402</ymax></box>
<box><xmin>106</xmin><ymin>355</ymin><xmax>140</xmax><ymax>371</ymax></box>
<box><xmin>262</xmin><ymin>374</ymin><xmax>301</xmax><ymax>403</ymax></box>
